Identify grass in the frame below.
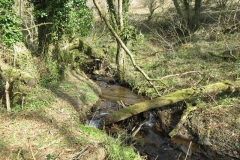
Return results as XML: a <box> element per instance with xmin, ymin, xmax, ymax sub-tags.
<box><xmin>124</xmin><ymin>35</ymin><xmax>240</xmax><ymax>97</ymax></box>
<box><xmin>0</xmin><ymin>70</ymin><xmax>141</xmax><ymax>160</ymax></box>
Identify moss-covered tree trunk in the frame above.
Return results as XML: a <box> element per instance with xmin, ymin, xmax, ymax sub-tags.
<box><xmin>103</xmin><ymin>80</ymin><xmax>239</xmax><ymax>125</ymax></box>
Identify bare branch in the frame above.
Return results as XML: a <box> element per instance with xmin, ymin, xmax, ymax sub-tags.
<box><xmin>161</xmin><ymin>71</ymin><xmax>202</xmax><ymax>79</ymax></box>
<box><xmin>93</xmin><ymin>0</ymin><xmax>167</xmax><ymax>96</ymax></box>
<box><xmin>14</xmin><ymin>22</ymin><xmax>53</xmax><ymax>32</ymax></box>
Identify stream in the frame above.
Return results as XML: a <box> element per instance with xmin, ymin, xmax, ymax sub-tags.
<box><xmin>86</xmin><ymin>76</ymin><xmax>237</xmax><ymax>160</ymax></box>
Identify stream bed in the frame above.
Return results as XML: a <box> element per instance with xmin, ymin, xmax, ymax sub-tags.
<box><xmin>86</xmin><ymin>76</ymin><xmax>237</xmax><ymax>160</ymax></box>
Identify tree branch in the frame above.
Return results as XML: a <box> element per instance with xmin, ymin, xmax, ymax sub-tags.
<box><xmin>93</xmin><ymin>0</ymin><xmax>167</xmax><ymax>96</ymax></box>
<box><xmin>14</xmin><ymin>22</ymin><xmax>53</xmax><ymax>32</ymax></box>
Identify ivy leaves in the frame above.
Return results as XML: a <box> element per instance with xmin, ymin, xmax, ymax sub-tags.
<box><xmin>0</xmin><ymin>0</ymin><xmax>23</xmax><ymax>46</ymax></box>
<box><xmin>66</xmin><ymin>1</ymin><xmax>93</xmax><ymax>37</ymax></box>
<box><xmin>0</xmin><ymin>0</ymin><xmax>92</xmax><ymax>48</ymax></box>
<box><xmin>30</xmin><ymin>0</ymin><xmax>92</xmax><ymax>42</ymax></box>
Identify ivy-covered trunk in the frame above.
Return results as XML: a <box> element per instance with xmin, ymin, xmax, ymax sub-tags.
<box><xmin>30</xmin><ymin>0</ymin><xmax>93</xmax><ymax>57</ymax></box>
<box><xmin>36</xmin><ymin>17</ymin><xmax>50</xmax><ymax>56</ymax></box>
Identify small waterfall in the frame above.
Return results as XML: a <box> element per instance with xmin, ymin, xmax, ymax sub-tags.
<box><xmin>86</xmin><ymin>112</ymin><xmax>108</xmax><ymax>129</ymax></box>
<box><xmin>86</xmin><ymin>119</ymin><xmax>102</xmax><ymax>128</ymax></box>
<box><xmin>143</xmin><ymin>112</ymin><xmax>156</xmax><ymax>128</ymax></box>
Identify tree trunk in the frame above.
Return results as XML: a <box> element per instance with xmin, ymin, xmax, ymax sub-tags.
<box><xmin>5</xmin><ymin>80</ymin><xmax>11</xmax><ymax>112</ymax></box>
<box><xmin>103</xmin><ymin>80</ymin><xmax>238</xmax><ymax>125</ymax></box>
<box><xmin>95</xmin><ymin>0</ymin><xmax>129</xmax><ymax>85</ymax></box>
<box><xmin>36</xmin><ymin>17</ymin><xmax>47</xmax><ymax>56</ymax></box>
<box><xmin>172</xmin><ymin>0</ymin><xmax>183</xmax><ymax>17</ymax></box>
<box><xmin>116</xmin><ymin>43</ymin><xmax>125</xmax><ymax>84</ymax></box>
<box><xmin>118</xmin><ymin>0</ymin><xmax>123</xmax><ymax>30</ymax></box>
<box><xmin>93</xmin><ymin>0</ymin><xmax>165</xmax><ymax>95</ymax></box>
<box><xmin>183</xmin><ymin>0</ymin><xmax>191</xmax><ymax>30</ymax></box>
<box><xmin>172</xmin><ymin>0</ymin><xmax>202</xmax><ymax>32</ymax></box>
<box><xmin>192</xmin><ymin>0</ymin><xmax>201</xmax><ymax>31</ymax></box>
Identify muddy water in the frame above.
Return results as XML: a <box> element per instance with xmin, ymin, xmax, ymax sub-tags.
<box><xmin>86</xmin><ymin>77</ymin><xmax>235</xmax><ymax>160</ymax></box>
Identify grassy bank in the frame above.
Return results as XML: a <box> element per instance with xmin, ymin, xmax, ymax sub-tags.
<box><xmin>0</xmin><ymin>70</ymin><xmax>140</xmax><ymax>160</ymax></box>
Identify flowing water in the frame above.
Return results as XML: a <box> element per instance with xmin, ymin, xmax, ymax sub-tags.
<box><xmin>86</xmin><ymin>77</ymin><xmax>238</xmax><ymax>160</ymax></box>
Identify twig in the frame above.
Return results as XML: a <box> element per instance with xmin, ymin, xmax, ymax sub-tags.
<box><xmin>28</xmin><ymin>138</ymin><xmax>36</xmax><ymax>160</ymax></box>
<box><xmin>73</xmin><ymin>145</ymin><xmax>90</xmax><ymax>159</ymax></box>
<box><xmin>14</xmin><ymin>23</ymin><xmax>53</xmax><ymax>32</ymax></box>
<box><xmin>21</xmin><ymin>96</ymin><xmax>25</xmax><ymax>109</ymax></box>
<box><xmin>225</xmin><ymin>43</ymin><xmax>234</xmax><ymax>57</ymax></box>
<box><xmin>205</xmin><ymin>91</ymin><xmax>219</xmax><ymax>105</ymax></box>
<box><xmin>184</xmin><ymin>141</ymin><xmax>192</xmax><ymax>160</ymax></box>
<box><xmin>194</xmin><ymin>76</ymin><xmax>205</xmax><ymax>86</ymax></box>
<box><xmin>131</xmin><ymin>120</ymin><xmax>147</xmax><ymax>136</ymax></box>
<box><xmin>177</xmin><ymin>152</ymin><xmax>182</xmax><ymax>160</ymax></box>
<box><xmin>161</xmin><ymin>71</ymin><xmax>201</xmax><ymax>79</ymax></box>
<box><xmin>17</xmin><ymin>148</ymin><xmax>22</xmax><ymax>159</ymax></box>
<box><xmin>55</xmin><ymin>150</ymin><xmax>65</xmax><ymax>159</ymax></box>
<box><xmin>117</xmin><ymin>100</ymin><xmax>127</xmax><ymax>108</ymax></box>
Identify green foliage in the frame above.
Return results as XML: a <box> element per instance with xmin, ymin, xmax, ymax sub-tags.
<box><xmin>29</xmin><ymin>0</ymin><xmax>92</xmax><ymax>43</ymax></box>
<box><xmin>0</xmin><ymin>0</ymin><xmax>23</xmax><ymax>46</ymax></box>
<box><xmin>121</xmin><ymin>25</ymin><xmax>136</xmax><ymax>41</ymax></box>
<box><xmin>78</xmin><ymin>125</ymin><xmax>140</xmax><ymax>160</ymax></box>
<box><xmin>66</xmin><ymin>1</ymin><xmax>93</xmax><ymax>37</ymax></box>
<box><xmin>39</xmin><ymin>56</ymin><xmax>60</xmax><ymax>87</ymax></box>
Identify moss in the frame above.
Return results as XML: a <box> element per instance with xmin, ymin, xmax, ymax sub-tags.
<box><xmin>79</xmin><ymin>39</ymin><xmax>105</xmax><ymax>59</ymax></box>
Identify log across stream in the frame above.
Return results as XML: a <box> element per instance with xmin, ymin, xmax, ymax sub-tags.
<box><xmin>86</xmin><ymin>76</ymin><xmax>239</xmax><ymax>160</ymax></box>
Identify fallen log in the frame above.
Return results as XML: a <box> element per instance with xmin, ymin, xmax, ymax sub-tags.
<box><xmin>103</xmin><ymin>80</ymin><xmax>240</xmax><ymax>125</ymax></box>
